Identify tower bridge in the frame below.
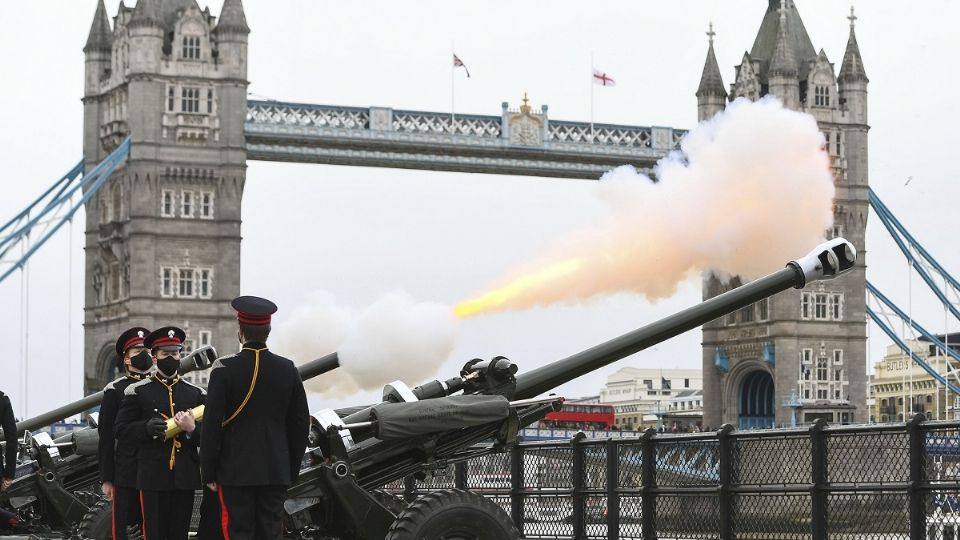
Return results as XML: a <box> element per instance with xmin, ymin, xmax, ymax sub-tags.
<box><xmin>78</xmin><ymin>0</ymin><xmax>691</xmax><ymax>394</ymax></box>
<box><xmin>244</xmin><ymin>99</ymin><xmax>685</xmax><ymax>179</ymax></box>
<box><xmin>2</xmin><ymin>0</ymin><xmax>883</xmax><ymax>434</ymax></box>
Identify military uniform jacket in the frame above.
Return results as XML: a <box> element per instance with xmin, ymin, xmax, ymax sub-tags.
<box><xmin>1</xmin><ymin>391</ymin><xmax>17</xmax><ymax>479</ymax></box>
<box><xmin>98</xmin><ymin>374</ymin><xmax>146</xmax><ymax>487</ymax></box>
<box><xmin>115</xmin><ymin>375</ymin><xmax>205</xmax><ymax>491</ymax></box>
<box><xmin>200</xmin><ymin>343</ymin><xmax>309</xmax><ymax>486</ymax></box>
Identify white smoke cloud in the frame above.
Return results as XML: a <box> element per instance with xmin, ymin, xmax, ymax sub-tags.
<box><xmin>464</xmin><ymin>97</ymin><xmax>835</xmax><ymax>312</ymax></box>
<box><xmin>272</xmin><ymin>291</ymin><xmax>459</xmax><ymax>397</ymax></box>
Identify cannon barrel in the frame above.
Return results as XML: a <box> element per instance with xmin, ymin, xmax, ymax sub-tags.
<box><xmin>8</xmin><ymin>346</ymin><xmax>219</xmax><ymax>437</ymax></box>
<box><xmin>514</xmin><ymin>238</ymin><xmax>857</xmax><ymax>399</ymax></box>
<box><xmin>298</xmin><ymin>351</ymin><xmax>339</xmax><ymax>380</ymax></box>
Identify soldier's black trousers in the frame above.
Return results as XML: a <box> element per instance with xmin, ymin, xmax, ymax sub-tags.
<box><xmin>139</xmin><ymin>489</ymin><xmax>195</xmax><ymax>540</ymax></box>
<box><xmin>219</xmin><ymin>485</ymin><xmax>286</xmax><ymax>540</ymax></box>
<box><xmin>110</xmin><ymin>485</ymin><xmax>141</xmax><ymax>540</ymax></box>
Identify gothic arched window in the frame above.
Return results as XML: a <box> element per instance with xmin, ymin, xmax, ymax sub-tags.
<box><xmin>182</xmin><ymin>35</ymin><xmax>201</xmax><ymax>60</ymax></box>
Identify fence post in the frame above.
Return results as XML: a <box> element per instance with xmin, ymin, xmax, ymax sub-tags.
<box><xmin>640</xmin><ymin>428</ymin><xmax>657</xmax><ymax>540</ymax></box>
<box><xmin>510</xmin><ymin>443</ymin><xmax>524</xmax><ymax>535</ymax></box>
<box><xmin>809</xmin><ymin>419</ymin><xmax>828</xmax><ymax>540</ymax></box>
<box><xmin>717</xmin><ymin>424</ymin><xmax>735</xmax><ymax>540</ymax></box>
<box><xmin>908</xmin><ymin>413</ymin><xmax>926</xmax><ymax>540</ymax></box>
<box><xmin>606</xmin><ymin>438</ymin><xmax>620</xmax><ymax>540</ymax></box>
<box><xmin>572</xmin><ymin>432</ymin><xmax>587</xmax><ymax>540</ymax></box>
<box><xmin>455</xmin><ymin>461</ymin><xmax>467</xmax><ymax>490</ymax></box>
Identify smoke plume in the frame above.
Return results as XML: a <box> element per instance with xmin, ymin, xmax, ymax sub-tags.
<box><xmin>456</xmin><ymin>97</ymin><xmax>835</xmax><ymax>316</ymax></box>
<box><xmin>272</xmin><ymin>291</ymin><xmax>459</xmax><ymax>397</ymax></box>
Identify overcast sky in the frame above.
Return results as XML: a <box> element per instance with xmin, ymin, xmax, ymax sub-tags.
<box><xmin>1</xmin><ymin>1</ymin><xmax>958</xmax><ymax>418</ymax></box>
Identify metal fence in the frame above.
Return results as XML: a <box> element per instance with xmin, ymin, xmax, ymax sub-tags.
<box><xmin>388</xmin><ymin>415</ymin><xmax>960</xmax><ymax>540</ymax></box>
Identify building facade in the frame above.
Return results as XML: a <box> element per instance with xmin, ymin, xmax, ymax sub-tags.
<box><xmin>869</xmin><ymin>335</ymin><xmax>960</xmax><ymax>423</ymax></box>
<box><xmin>82</xmin><ymin>0</ymin><xmax>249</xmax><ymax>392</ymax></box>
<box><xmin>599</xmin><ymin>367</ymin><xmax>702</xmax><ymax>429</ymax></box>
<box><xmin>698</xmin><ymin>1</ymin><xmax>870</xmax><ymax>428</ymax></box>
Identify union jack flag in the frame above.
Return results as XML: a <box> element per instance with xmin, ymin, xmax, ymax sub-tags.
<box><xmin>453</xmin><ymin>53</ymin><xmax>471</xmax><ymax>78</ymax></box>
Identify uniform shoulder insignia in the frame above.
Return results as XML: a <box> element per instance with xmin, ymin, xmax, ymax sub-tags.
<box><xmin>180</xmin><ymin>379</ymin><xmax>207</xmax><ymax>395</ymax></box>
<box><xmin>104</xmin><ymin>375</ymin><xmax>126</xmax><ymax>392</ymax></box>
<box><xmin>124</xmin><ymin>377</ymin><xmax>153</xmax><ymax>396</ymax></box>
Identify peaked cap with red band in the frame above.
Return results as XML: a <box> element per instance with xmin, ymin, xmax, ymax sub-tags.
<box><xmin>115</xmin><ymin>327</ymin><xmax>151</xmax><ymax>357</ymax></box>
<box><xmin>232</xmin><ymin>295</ymin><xmax>278</xmax><ymax>326</ymax></box>
<box><xmin>144</xmin><ymin>326</ymin><xmax>186</xmax><ymax>352</ymax></box>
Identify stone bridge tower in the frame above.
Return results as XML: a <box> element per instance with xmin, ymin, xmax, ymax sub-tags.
<box><xmin>82</xmin><ymin>0</ymin><xmax>249</xmax><ymax>392</ymax></box>
<box><xmin>697</xmin><ymin>1</ymin><xmax>869</xmax><ymax>428</ymax></box>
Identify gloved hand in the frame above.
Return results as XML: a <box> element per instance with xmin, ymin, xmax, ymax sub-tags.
<box><xmin>145</xmin><ymin>418</ymin><xmax>167</xmax><ymax>438</ymax></box>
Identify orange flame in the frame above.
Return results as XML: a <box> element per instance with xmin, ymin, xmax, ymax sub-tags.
<box><xmin>454</xmin><ymin>258</ymin><xmax>584</xmax><ymax>319</ymax></box>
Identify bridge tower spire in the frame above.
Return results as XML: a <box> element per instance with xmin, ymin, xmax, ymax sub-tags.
<box><xmin>81</xmin><ymin>0</ymin><xmax>249</xmax><ymax>393</ymax></box>
<box><xmin>696</xmin><ymin>22</ymin><xmax>727</xmax><ymax>122</ymax></box>
<box><xmin>767</xmin><ymin>0</ymin><xmax>800</xmax><ymax>109</ymax></box>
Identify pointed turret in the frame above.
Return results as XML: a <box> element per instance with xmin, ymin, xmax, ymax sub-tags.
<box><xmin>767</xmin><ymin>0</ymin><xmax>800</xmax><ymax>109</ymax></box>
<box><xmin>838</xmin><ymin>6</ymin><xmax>868</xmax><ymax>124</ymax></box>
<box><xmin>216</xmin><ymin>0</ymin><xmax>250</xmax><ymax>35</ymax></box>
<box><xmin>697</xmin><ymin>23</ymin><xmax>727</xmax><ymax>98</ymax></box>
<box><xmin>768</xmin><ymin>3</ymin><xmax>797</xmax><ymax>77</ymax></box>
<box><xmin>84</xmin><ymin>0</ymin><xmax>113</xmax><ymax>53</ymax></box>
<box><xmin>696</xmin><ymin>23</ymin><xmax>727</xmax><ymax>121</ymax></box>
<box><xmin>750</xmin><ymin>0</ymin><xmax>816</xmax><ymax>82</ymax></box>
<box><xmin>839</xmin><ymin>7</ymin><xmax>868</xmax><ymax>83</ymax></box>
<box><xmin>129</xmin><ymin>0</ymin><xmax>163</xmax><ymax>28</ymax></box>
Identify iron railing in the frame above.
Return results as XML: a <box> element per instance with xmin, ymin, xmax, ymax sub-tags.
<box><xmin>388</xmin><ymin>415</ymin><xmax>960</xmax><ymax>540</ymax></box>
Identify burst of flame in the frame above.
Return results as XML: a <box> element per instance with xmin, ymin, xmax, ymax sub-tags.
<box><xmin>454</xmin><ymin>258</ymin><xmax>584</xmax><ymax>319</ymax></box>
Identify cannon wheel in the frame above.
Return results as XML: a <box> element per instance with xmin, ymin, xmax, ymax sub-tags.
<box><xmin>384</xmin><ymin>489</ymin><xmax>519</xmax><ymax>540</ymax></box>
<box><xmin>78</xmin><ymin>499</ymin><xmax>112</xmax><ymax>540</ymax></box>
<box><xmin>78</xmin><ymin>498</ymin><xmax>143</xmax><ymax>540</ymax></box>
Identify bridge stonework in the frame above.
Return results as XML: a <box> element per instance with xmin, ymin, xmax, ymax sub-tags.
<box><xmin>699</xmin><ymin>1</ymin><xmax>870</xmax><ymax>429</ymax></box>
<box><xmin>82</xmin><ymin>0</ymin><xmax>249</xmax><ymax>392</ymax></box>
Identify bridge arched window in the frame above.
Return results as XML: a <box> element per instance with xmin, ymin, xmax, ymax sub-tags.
<box><xmin>181</xmin><ymin>87</ymin><xmax>200</xmax><ymax>113</ymax></box>
<box><xmin>182</xmin><ymin>35</ymin><xmax>201</xmax><ymax>60</ymax></box>
<box><xmin>814</xmin><ymin>85</ymin><xmax>830</xmax><ymax>107</ymax></box>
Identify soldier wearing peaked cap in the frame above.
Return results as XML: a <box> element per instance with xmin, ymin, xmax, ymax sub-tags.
<box><xmin>115</xmin><ymin>326</ymin><xmax>205</xmax><ymax>540</ymax></box>
<box><xmin>98</xmin><ymin>327</ymin><xmax>153</xmax><ymax>539</ymax></box>
<box><xmin>201</xmin><ymin>296</ymin><xmax>310</xmax><ymax>540</ymax></box>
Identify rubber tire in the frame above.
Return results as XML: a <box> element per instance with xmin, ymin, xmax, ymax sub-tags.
<box><xmin>370</xmin><ymin>489</ymin><xmax>407</xmax><ymax>515</ymax></box>
<box><xmin>78</xmin><ymin>498</ymin><xmax>143</xmax><ymax>540</ymax></box>
<box><xmin>77</xmin><ymin>498</ymin><xmax>112</xmax><ymax>540</ymax></box>
<box><xmin>385</xmin><ymin>489</ymin><xmax>520</xmax><ymax>540</ymax></box>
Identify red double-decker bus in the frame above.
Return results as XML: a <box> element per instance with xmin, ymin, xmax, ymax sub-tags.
<box><xmin>540</xmin><ymin>403</ymin><xmax>615</xmax><ymax>430</ymax></box>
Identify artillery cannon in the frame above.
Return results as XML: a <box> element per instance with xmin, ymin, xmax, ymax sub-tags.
<box><xmin>1</xmin><ymin>238</ymin><xmax>856</xmax><ymax>539</ymax></box>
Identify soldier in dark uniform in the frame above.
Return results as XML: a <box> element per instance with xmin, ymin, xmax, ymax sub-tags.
<box><xmin>1</xmin><ymin>390</ymin><xmax>17</xmax><ymax>492</ymax></box>
<box><xmin>201</xmin><ymin>296</ymin><xmax>310</xmax><ymax>540</ymax></box>
<box><xmin>98</xmin><ymin>327</ymin><xmax>153</xmax><ymax>539</ymax></box>
<box><xmin>115</xmin><ymin>326</ymin><xmax>205</xmax><ymax>540</ymax></box>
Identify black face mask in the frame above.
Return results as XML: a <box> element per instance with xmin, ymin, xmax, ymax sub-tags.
<box><xmin>129</xmin><ymin>351</ymin><xmax>153</xmax><ymax>373</ymax></box>
<box><xmin>156</xmin><ymin>357</ymin><xmax>180</xmax><ymax>378</ymax></box>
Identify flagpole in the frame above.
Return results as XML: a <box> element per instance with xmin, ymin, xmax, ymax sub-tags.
<box><xmin>590</xmin><ymin>51</ymin><xmax>595</xmax><ymax>144</ymax></box>
<box><xmin>451</xmin><ymin>41</ymin><xmax>456</xmax><ymax>135</ymax></box>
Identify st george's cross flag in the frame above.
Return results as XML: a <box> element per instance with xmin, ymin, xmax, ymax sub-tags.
<box><xmin>592</xmin><ymin>69</ymin><xmax>616</xmax><ymax>87</ymax></box>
